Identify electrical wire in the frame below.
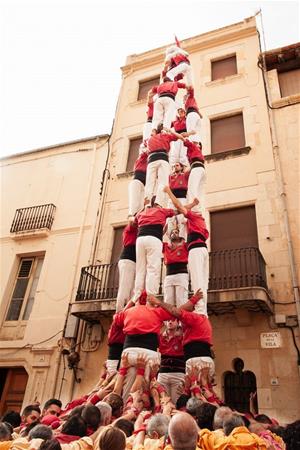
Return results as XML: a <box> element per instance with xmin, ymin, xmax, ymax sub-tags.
<box><xmin>288</xmin><ymin>326</ymin><xmax>300</xmax><ymax>365</ymax></box>
<box><xmin>2</xmin><ymin>329</ymin><xmax>63</xmax><ymax>357</ymax></box>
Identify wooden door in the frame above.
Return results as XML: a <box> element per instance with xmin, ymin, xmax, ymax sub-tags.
<box><xmin>0</xmin><ymin>367</ymin><xmax>28</xmax><ymax>415</ymax></box>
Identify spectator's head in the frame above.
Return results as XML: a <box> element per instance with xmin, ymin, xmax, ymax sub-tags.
<box><xmin>42</xmin><ymin>399</ymin><xmax>62</xmax><ymax>418</ymax></box>
<box><xmin>255</xmin><ymin>414</ymin><xmax>273</xmax><ymax>426</ymax></box>
<box><xmin>113</xmin><ymin>419</ymin><xmax>134</xmax><ymax>438</ymax></box>
<box><xmin>0</xmin><ymin>422</ymin><xmax>12</xmax><ymax>441</ymax></box>
<box><xmin>196</xmin><ymin>403</ymin><xmax>217</xmax><ymax>431</ymax></box>
<box><xmin>61</xmin><ymin>416</ymin><xmax>87</xmax><ymax>438</ymax></box>
<box><xmin>223</xmin><ymin>413</ymin><xmax>245</xmax><ymax>436</ymax></box>
<box><xmin>1</xmin><ymin>411</ymin><xmax>21</xmax><ymax>428</ymax></box>
<box><xmin>98</xmin><ymin>426</ymin><xmax>126</xmax><ymax>450</ymax></box>
<box><xmin>282</xmin><ymin>420</ymin><xmax>300</xmax><ymax>450</ymax></box>
<box><xmin>21</xmin><ymin>405</ymin><xmax>41</xmax><ymax>425</ymax></box>
<box><xmin>213</xmin><ymin>406</ymin><xmax>233</xmax><ymax>430</ymax></box>
<box><xmin>176</xmin><ymin>394</ymin><xmax>190</xmax><ymax>411</ymax></box>
<box><xmin>39</xmin><ymin>439</ymin><xmax>62</xmax><ymax>450</ymax></box>
<box><xmin>28</xmin><ymin>424</ymin><xmax>53</xmax><ymax>441</ymax></box>
<box><xmin>95</xmin><ymin>402</ymin><xmax>112</xmax><ymax>426</ymax></box>
<box><xmin>169</xmin><ymin>413</ymin><xmax>198</xmax><ymax>450</ymax></box>
<box><xmin>147</xmin><ymin>414</ymin><xmax>170</xmax><ymax>439</ymax></box>
<box><xmin>186</xmin><ymin>397</ymin><xmax>203</xmax><ymax>419</ymax></box>
<box><xmin>81</xmin><ymin>405</ymin><xmax>101</xmax><ymax>432</ymax></box>
<box><xmin>103</xmin><ymin>393</ymin><xmax>123</xmax><ymax>418</ymax></box>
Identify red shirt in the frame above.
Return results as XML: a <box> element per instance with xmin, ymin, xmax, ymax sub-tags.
<box><xmin>180</xmin><ymin>310</ymin><xmax>212</xmax><ymax>346</ymax></box>
<box><xmin>152</xmin><ymin>81</ymin><xmax>186</xmax><ymax>97</ymax></box>
<box><xmin>185</xmin><ymin>211</ymin><xmax>209</xmax><ymax>248</ymax></box>
<box><xmin>134</xmin><ymin>151</ymin><xmax>148</xmax><ymax>173</ymax></box>
<box><xmin>136</xmin><ymin>207</ymin><xmax>175</xmax><ymax>227</ymax></box>
<box><xmin>115</xmin><ymin>304</ymin><xmax>173</xmax><ymax>335</ymax></box>
<box><xmin>184</xmin><ymin>140</ymin><xmax>204</xmax><ymax>163</ymax></box>
<box><xmin>172</xmin><ymin>117</ymin><xmax>187</xmax><ymax>133</ymax></box>
<box><xmin>163</xmin><ymin>242</ymin><xmax>188</xmax><ymax>265</ymax></box>
<box><xmin>159</xmin><ymin>332</ymin><xmax>184</xmax><ymax>357</ymax></box>
<box><xmin>147</xmin><ymin>100</ymin><xmax>154</xmax><ymax>120</ymax></box>
<box><xmin>122</xmin><ymin>224</ymin><xmax>137</xmax><ymax>247</ymax></box>
<box><xmin>147</xmin><ymin>132</ymin><xmax>178</xmax><ymax>153</ymax></box>
<box><xmin>169</xmin><ymin>172</ymin><xmax>189</xmax><ymax>191</ymax></box>
<box><xmin>108</xmin><ymin>312</ymin><xmax>125</xmax><ymax>345</ymax></box>
<box><xmin>172</xmin><ymin>53</ymin><xmax>190</xmax><ymax>66</ymax></box>
<box><xmin>185</xmin><ymin>87</ymin><xmax>199</xmax><ymax>112</ymax></box>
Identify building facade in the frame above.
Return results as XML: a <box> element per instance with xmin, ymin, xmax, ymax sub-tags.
<box><xmin>0</xmin><ymin>136</ymin><xmax>109</xmax><ymax>411</ymax></box>
<box><xmin>1</xmin><ymin>16</ymin><xmax>299</xmax><ymax>422</ymax></box>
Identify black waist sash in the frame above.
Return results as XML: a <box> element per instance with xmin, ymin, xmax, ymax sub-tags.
<box><xmin>190</xmin><ymin>159</ymin><xmax>204</xmax><ymax>169</ymax></box>
<box><xmin>108</xmin><ymin>342</ymin><xmax>123</xmax><ymax>360</ymax></box>
<box><xmin>147</xmin><ymin>117</ymin><xmax>153</xmax><ymax>123</ymax></box>
<box><xmin>166</xmin><ymin>262</ymin><xmax>188</xmax><ymax>276</ymax></box>
<box><xmin>138</xmin><ymin>224</ymin><xmax>163</xmax><ymax>241</ymax></box>
<box><xmin>124</xmin><ymin>333</ymin><xmax>158</xmax><ymax>352</ymax></box>
<box><xmin>177</xmin><ymin>128</ymin><xmax>187</xmax><ymax>134</ymax></box>
<box><xmin>148</xmin><ymin>151</ymin><xmax>169</xmax><ymax>164</ymax></box>
<box><xmin>159</xmin><ymin>93</ymin><xmax>175</xmax><ymax>100</ymax></box>
<box><xmin>171</xmin><ymin>188</ymin><xmax>187</xmax><ymax>198</ymax></box>
<box><xmin>134</xmin><ymin>170</ymin><xmax>146</xmax><ymax>185</ymax></box>
<box><xmin>187</xmin><ymin>231</ymin><xmax>206</xmax><ymax>244</ymax></box>
<box><xmin>120</xmin><ymin>245</ymin><xmax>136</xmax><ymax>262</ymax></box>
<box><xmin>159</xmin><ymin>355</ymin><xmax>186</xmax><ymax>373</ymax></box>
<box><xmin>186</xmin><ymin>107</ymin><xmax>200</xmax><ymax>115</ymax></box>
<box><xmin>183</xmin><ymin>341</ymin><xmax>212</xmax><ymax>361</ymax></box>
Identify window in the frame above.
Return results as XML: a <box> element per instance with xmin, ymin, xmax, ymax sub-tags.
<box><xmin>211</xmin><ymin>113</ymin><xmax>245</xmax><ymax>154</ymax></box>
<box><xmin>137</xmin><ymin>76</ymin><xmax>160</xmax><ymax>101</ymax></box>
<box><xmin>211</xmin><ymin>55</ymin><xmax>237</xmax><ymax>81</ymax></box>
<box><xmin>278</xmin><ymin>68</ymin><xmax>300</xmax><ymax>97</ymax></box>
<box><xmin>6</xmin><ymin>256</ymin><xmax>44</xmax><ymax>321</ymax></box>
<box><xmin>126</xmin><ymin>136</ymin><xmax>142</xmax><ymax>172</ymax></box>
<box><xmin>210</xmin><ymin>206</ymin><xmax>258</xmax><ymax>251</ymax></box>
<box><xmin>107</xmin><ymin>227</ymin><xmax>125</xmax><ymax>298</ymax></box>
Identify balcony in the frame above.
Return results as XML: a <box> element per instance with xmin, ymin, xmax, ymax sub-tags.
<box><xmin>71</xmin><ymin>247</ymin><xmax>273</xmax><ymax>322</ymax></box>
<box><xmin>10</xmin><ymin>204</ymin><xmax>56</xmax><ymax>238</ymax></box>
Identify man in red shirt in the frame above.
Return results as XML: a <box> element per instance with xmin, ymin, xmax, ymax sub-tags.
<box><xmin>148</xmin><ymin>290</ymin><xmax>215</xmax><ymax>383</ymax></box>
<box><xmin>158</xmin><ymin>319</ymin><xmax>185</xmax><ymax>404</ymax></box>
<box><xmin>166</xmin><ymin>162</ymin><xmax>190</xmax><ymax>239</ymax></box>
<box><xmin>145</xmin><ymin>123</ymin><xmax>184</xmax><ymax>207</ymax></box>
<box><xmin>128</xmin><ymin>143</ymin><xmax>148</xmax><ymax>218</ymax></box>
<box><xmin>163</xmin><ymin>45</ymin><xmax>194</xmax><ymax>88</ymax></box>
<box><xmin>163</xmin><ymin>228</ymin><xmax>189</xmax><ymax>307</ymax></box>
<box><xmin>164</xmin><ymin>186</ymin><xmax>209</xmax><ymax>316</ymax></box>
<box><xmin>151</xmin><ymin>78</ymin><xmax>187</xmax><ymax>130</ymax></box>
<box><xmin>142</xmin><ymin>89</ymin><xmax>155</xmax><ymax>142</ymax></box>
<box><xmin>184</xmin><ymin>139</ymin><xmax>206</xmax><ymax>213</ymax></box>
<box><xmin>169</xmin><ymin>108</ymin><xmax>189</xmax><ymax>167</ymax></box>
<box><xmin>116</xmin><ymin>223</ymin><xmax>138</xmax><ymax>312</ymax></box>
<box><xmin>184</xmin><ymin>87</ymin><xmax>202</xmax><ymax>143</ymax></box>
<box><xmin>133</xmin><ymin>202</ymin><xmax>175</xmax><ymax>301</ymax></box>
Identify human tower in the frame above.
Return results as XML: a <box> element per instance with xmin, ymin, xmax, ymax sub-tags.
<box><xmin>106</xmin><ymin>40</ymin><xmax>220</xmax><ymax>406</ymax></box>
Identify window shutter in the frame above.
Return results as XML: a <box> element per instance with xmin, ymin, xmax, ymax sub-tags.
<box><xmin>126</xmin><ymin>137</ymin><xmax>143</xmax><ymax>172</ymax></box>
<box><xmin>138</xmin><ymin>76</ymin><xmax>160</xmax><ymax>100</ymax></box>
<box><xmin>6</xmin><ymin>259</ymin><xmax>33</xmax><ymax>321</ymax></box>
<box><xmin>211</xmin><ymin>114</ymin><xmax>245</xmax><ymax>154</ymax></box>
<box><xmin>211</xmin><ymin>55</ymin><xmax>237</xmax><ymax>81</ymax></box>
<box><xmin>278</xmin><ymin>68</ymin><xmax>300</xmax><ymax>97</ymax></box>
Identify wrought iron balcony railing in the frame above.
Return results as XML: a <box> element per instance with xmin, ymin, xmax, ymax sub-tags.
<box><xmin>10</xmin><ymin>204</ymin><xmax>56</xmax><ymax>233</ymax></box>
<box><xmin>76</xmin><ymin>247</ymin><xmax>268</xmax><ymax>302</ymax></box>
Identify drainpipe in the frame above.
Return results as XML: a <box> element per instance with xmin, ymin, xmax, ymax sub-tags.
<box><xmin>51</xmin><ymin>138</ymin><xmax>102</xmax><ymax>399</ymax></box>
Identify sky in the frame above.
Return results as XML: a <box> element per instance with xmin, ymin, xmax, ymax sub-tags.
<box><xmin>0</xmin><ymin>0</ymin><xmax>299</xmax><ymax>157</ymax></box>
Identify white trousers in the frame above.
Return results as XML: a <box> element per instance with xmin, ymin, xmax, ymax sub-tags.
<box><xmin>134</xmin><ymin>236</ymin><xmax>162</xmax><ymax>299</ymax></box>
<box><xmin>106</xmin><ymin>359</ymin><xmax>119</xmax><ymax>375</ymax></box>
<box><xmin>169</xmin><ymin>140</ymin><xmax>189</xmax><ymax>167</ymax></box>
<box><xmin>128</xmin><ymin>178</ymin><xmax>145</xmax><ymax>216</ymax></box>
<box><xmin>122</xmin><ymin>347</ymin><xmax>160</xmax><ymax>401</ymax></box>
<box><xmin>163</xmin><ymin>273</ymin><xmax>189</xmax><ymax>307</ymax></box>
<box><xmin>116</xmin><ymin>259</ymin><xmax>136</xmax><ymax>312</ymax></box>
<box><xmin>186</xmin><ymin>356</ymin><xmax>215</xmax><ymax>379</ymax></box>
<box><xmin>152</xmin><ymin>97</ymin><xmax>176</xmax><ymax>130</ymax></box>
<box><xmin>188</xmin><ymin>247</ymin><xmax>209</xmax><ymax>316</ymax></box>
<box><xmin>187</xmin><ymin>166</ymin><xmax>206</xmax><ymax>213</ymax></box>
<box><xmin>143</xmin><ymin>121</ymin><xmax>153</xmax><ymax>142</ymax></box>
<box><xmin>167</xmin><ymin>62</ymin><xmax>194</xmax><ymax>87</ymax></box>
<box><xmin>186</xmin><ymin>112</ymin><xmax>202</xmax><ymax>143</ymax></box>
<box><xmin>157</xmin><ymin>372</ymin><xmax>185</xmax><ymax>405</ymax></box>
<box><xmin>145</xmin><ymin>159</ymin><xmax>170</xmax><ymax>207</ymax></box>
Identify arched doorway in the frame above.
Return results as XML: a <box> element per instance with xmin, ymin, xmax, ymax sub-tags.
<box><xmin>0</xmin><ymin>367</ymin><xmax>28</xmax><ymax>415</ymax></box>
<box><xmin>223</xmin><ymin>358</ymin><xmax>258</xmax><ymax>413</ymax></box>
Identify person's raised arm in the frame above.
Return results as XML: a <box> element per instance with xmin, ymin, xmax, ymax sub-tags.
<box><xmin>163</xmin><ymin>128</ymin><xmax>185</xmax><ymax>141</ymax></box>
<box><xmin>163</xmin><ymin>186</ymin><xmax>187</xmax><ymax>214</ymax></box>
<box><xmin>147</xmin><ymin>289</ymin><xmax>203</xmax><ymax>317</ymax></box>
